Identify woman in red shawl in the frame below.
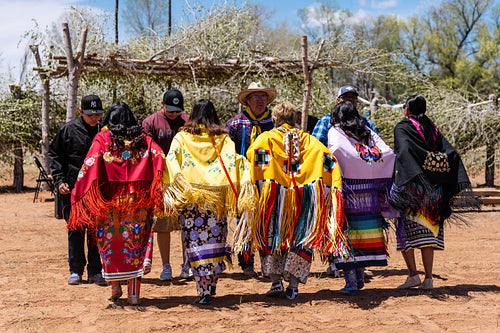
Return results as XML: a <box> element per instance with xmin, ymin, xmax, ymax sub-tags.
<box><xmin>68</xmin><ymin>102</ymin><xmax>165</xmax><ymax>305</ymax></box>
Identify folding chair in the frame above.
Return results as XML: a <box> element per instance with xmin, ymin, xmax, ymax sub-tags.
<box><xmin>33</xmin><ymin>156</ymin><xmax>55</xmax><ymax>203</ymax></box>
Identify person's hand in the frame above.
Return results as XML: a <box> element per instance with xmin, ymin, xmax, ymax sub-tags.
<box><xmin>58</xmin><ymin>183</ymin><xmax>70</xmax><ymax>195</ymax></box>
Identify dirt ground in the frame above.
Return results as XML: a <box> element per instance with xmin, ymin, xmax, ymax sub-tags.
<box><xmin>0</xmin><ymin>166</ymin><xmax>499</xmax><ymax>332</ymax></box>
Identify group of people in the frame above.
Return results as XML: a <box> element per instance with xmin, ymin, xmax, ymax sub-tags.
<box><xmin>49</xmin><ymin>82</ymin><xmax>480</xmax><ymax>305</ymax></box>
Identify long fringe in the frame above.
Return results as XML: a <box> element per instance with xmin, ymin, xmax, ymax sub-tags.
<box><xmin>68</xmin><ymin>171</ymin><xmax>164</xmax><ymax>232</ymax></box>
<box><xmin>247</xmin><ymin>179</ymin><xmax>352</xmax><ymax>259</ymax></box>
<box><xmin>163</xmin><ymin>172</ymin><xmax>226</xmax><ymax>220</ymax></box>
<box><xmin>230</xmin><ymin>181</ymin><xmax>259</xmax><ymax>255</ymax></box>
<box><xmin>389</xmin><ymin>176</ymin><xmax>481</xmax><ymax>228</ymax></box>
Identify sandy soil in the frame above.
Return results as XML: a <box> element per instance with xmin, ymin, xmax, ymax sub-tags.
<box><xmin>0</xmin><ymin>168</ymin><xmax>499</xmax><ymax>332</ymax></box>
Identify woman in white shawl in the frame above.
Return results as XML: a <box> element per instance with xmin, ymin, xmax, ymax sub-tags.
<box><xmin>327</xmin><ymin>101</ymin><xmax>398</xmax><ymax>295</ymax></box>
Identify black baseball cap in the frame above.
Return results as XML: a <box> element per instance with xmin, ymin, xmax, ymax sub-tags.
<box><xmin>81</xmin><ymin>95</ymin><xmax>104</xmax><ymax>115</ymax></box>
<box><xmin>163</xmin><ymin>89</ymin><xmax>184</xmax><ymax>112</ymax></box>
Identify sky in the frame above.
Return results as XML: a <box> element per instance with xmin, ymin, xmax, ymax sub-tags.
<box><xmin>0</xmin><ymin>0</ymin><xmax>453</xmax><ymax>83</ymax></box>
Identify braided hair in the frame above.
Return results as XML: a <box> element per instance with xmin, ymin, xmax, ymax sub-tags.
<box><xmin>101</xmin><ymin>102</ymin><xmax>144</xmax><ymax>149</ymax></box>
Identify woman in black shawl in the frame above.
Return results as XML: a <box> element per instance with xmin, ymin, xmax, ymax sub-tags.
<box><xmin>390</xmin><ymin>95</ymin><xmax>480</xmax><ymax>290</ymax></box>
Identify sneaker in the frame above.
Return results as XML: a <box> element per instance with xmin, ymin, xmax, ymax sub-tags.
<box><xmin>179</xmin><ymin>265</ymin><xmax>193</xmax><ymax>279</ymax></box>
<box><xmin>243</xmin><ymin>266</ymin><xmax>258</xmax><ymax>277</ymax></box>
<box><xmin>68</xmin><ymin>273</ymin><xmax>82</xmax><ymax>285</ymax></box>
<box><xmin>266</xmin><ymin>280</ymin><xmax>285</xmax><ymax>297</ymax></box>
<box><xmin>160</xmin><ymin>263</ymin><xmax>173</xmax><ymax>281</ymax></box>
<box><xmin>397</xmin><ymin>275</ymin><xmax>421</xmax><ymax>289</ymax></box>
<box><xmin>89</xmin><ymin>273</ymin><xmax>108</xmax><ymax>286</ymax></box>
<box><xmin>420</xmin><ymin>278</ymin><xmax>433</xmax><ymax>290</ymax></box>
<box><xmin>285</xmin><ymin>287</ymin><xmax>299</xmax><ymax>300</ymax></box>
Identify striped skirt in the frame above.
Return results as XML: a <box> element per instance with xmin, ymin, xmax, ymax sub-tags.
<box><xmin>396</xmin><ymin>216</ymin><xmax>444</xmax><ymax>252</ymax></box>
<box><xmin>335</xmin><ymin>214</ymin><xmax>388</xmax><ymax>270</ymax></box>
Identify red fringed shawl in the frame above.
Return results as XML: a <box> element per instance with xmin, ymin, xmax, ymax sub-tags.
<box><xmin>68</xmin><ymin>130</ymin><xmax>165</xmax><ymax>231</ymax></box>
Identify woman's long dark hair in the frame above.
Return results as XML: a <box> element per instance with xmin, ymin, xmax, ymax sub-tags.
<box><xmin>101</xmin><ymin>101</ymin><xmax>144</xmax><ymax>149</ymax></box>
<box><xmin>330</xmin><ymin>101</ymin><xmax>370</xmax><ymax>145</ymax></box>
<box><xmin>405</xmin><ymin>94</ymin><xmax>436</xmax><ymax>148</ymax></box>
<box><xmin>181</xmin><ymin>99</ymin><xmax>226</xmax><ymax>136</ymax></box>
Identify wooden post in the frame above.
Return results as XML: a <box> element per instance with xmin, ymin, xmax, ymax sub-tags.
<box><xmin>115</xmin><ymin>0</ymin><xmax>119</xmax><ymax>44</ymax></box>
<box><xmin>12</xmin><ymin>141</ymin><xmax>23</xmax><ymax>192</ymax></box>
<box><xmin>30</xmin><ymin>45</ymin><xmax>51</xmax><ymax>177</ymax></box>
<box><xmin>301</xmin><ymin>36</ymin><xmax>310</xmax><ymax>133</ymax></box>
<box><xmin>7</xmin><ymin>84</ymin><xmax>24</xmax><ymax>191</ymax></box>
<box><xmin>485</xmin><ymin>94</ymin><xmax>498</xmax><ymax>187</ymax></box>
<box><xmin>301</xmin><ymin>37</ymin><xmax>325</xmax><ymax>133</ymax></box>
<box><xmin>370</xmin><ymin>95</ymin><xmax>379</xmax><ymax>124</ymax></box>
<box><xmin>63</xmin><ymin>23</ymin><xmax>88</xmax><ymax>122</ymax></box>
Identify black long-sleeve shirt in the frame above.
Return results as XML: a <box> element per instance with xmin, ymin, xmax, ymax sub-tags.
<box><xmin>48</xmin><ymin>117</ymin><xmax>99</xmax><ymax>189</ymax></box>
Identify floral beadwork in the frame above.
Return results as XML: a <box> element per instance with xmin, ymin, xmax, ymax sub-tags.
<box><xmin>422</xmin><ymin>151</ymin><xmax>450</xmax><ymax>173</ymax></box>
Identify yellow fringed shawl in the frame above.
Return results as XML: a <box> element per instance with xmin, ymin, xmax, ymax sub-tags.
<box><xmin>244</xmin><ymin>124</ymin><xmax>349</xmax><ymax>258</ymax></box>
<box><xmin>247</xmin><ymin>124</ymin><xmax>342</xmax><ymax>189</ymax></box>
<box><xmin>163</xmin><ymin>130</ymin><xmax>258</xmax><ymax>226</ymax></box>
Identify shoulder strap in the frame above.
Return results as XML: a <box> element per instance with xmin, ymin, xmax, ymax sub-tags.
<box><xmin>210</xmin><ymin>135</ymin><xmax>238</xmax><ymax>209</ymax></box>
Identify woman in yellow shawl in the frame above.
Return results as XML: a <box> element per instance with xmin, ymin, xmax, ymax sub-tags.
<box><xmin>163</xmin><ymin>99</ymin><xmax>258</xmax><ymax>304</ymax></box>
<box><xmin>244</xmin><ymin>102</ymin><xmax>347</xmax><ymax>300</ymax></box>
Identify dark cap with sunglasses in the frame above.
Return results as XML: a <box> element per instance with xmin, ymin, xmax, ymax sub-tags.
<box><xmin>163</xmin><ymin>89</ymin><xmax>184</xmax><ymax>113</ymax></box>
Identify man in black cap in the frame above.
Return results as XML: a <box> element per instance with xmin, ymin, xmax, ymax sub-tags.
<box><xmin>142</xmin><ymin>89</ymin><xmax>192</xmax><ymax>281</ymax></box>
<box><xmin>49</xmin><ymin>94</ymin><xmax>107</xmax><ymax>286</ymax></box>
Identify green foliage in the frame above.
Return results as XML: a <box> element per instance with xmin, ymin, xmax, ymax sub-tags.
<box><xmin>1</xmin><ymin>0</ymin><xmax>497</xmax><ymax>178</ymax></box>
<box><xmin>0</xmin><ymin>91</ymin><xmax>65</xmax><ymax>165</ymax></box>
<box><xmin>403</xmin><ymin>0</ymin><xmax>498</xmax><ymax>96</ymax></box>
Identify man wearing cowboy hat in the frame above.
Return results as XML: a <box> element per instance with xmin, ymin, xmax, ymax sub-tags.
<box><xmin>226</xmin><ymin>81</ymin><xmax>277</xmax><ymax>276</ymax></box>
<box><xmin>226</xmin><ymin>81</ymin><xmax>276</xmax><ymax>157</ymax></box>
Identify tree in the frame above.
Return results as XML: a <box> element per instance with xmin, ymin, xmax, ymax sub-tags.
<box><xmin>115</xmin><ymin>0</ymin><xmax>119</xmax><ymax>43</ymax></box>
<box><xmin>404</xmin><ymin>0</ymin><xmax>495</xmax><ymax>92</ymax></box>
<box><xmin>122</xmin><ymin>0</ymin><xmax>168</xmax><ymax>36</ymax></box>
<box><xmin>297</xmin><ymin>0</ymin><xmax>347</xmax><ymax>43</ymax></box>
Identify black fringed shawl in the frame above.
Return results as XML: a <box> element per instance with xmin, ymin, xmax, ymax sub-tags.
<box><xmin>390</xmin><ymin>118</ymin><xmax>480</xmax><ymax>223</ymax></box>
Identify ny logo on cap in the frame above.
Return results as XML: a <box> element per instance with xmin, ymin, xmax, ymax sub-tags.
<box><xmin>91</xmin><ymin>101</ymin><xmax>97</xmax><ymax>108</ymax></box>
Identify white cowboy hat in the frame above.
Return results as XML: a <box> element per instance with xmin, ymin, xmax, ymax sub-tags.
<box><xmin>237</xmin><ymin>81</ymin><xmax>277</xmax><ymax>105</ymax></box>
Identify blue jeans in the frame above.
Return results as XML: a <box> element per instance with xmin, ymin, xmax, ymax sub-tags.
<box><xmin>61</xmin><ymin>194</ymin><xmax>102</xmax><ymax>276</ymax></box>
